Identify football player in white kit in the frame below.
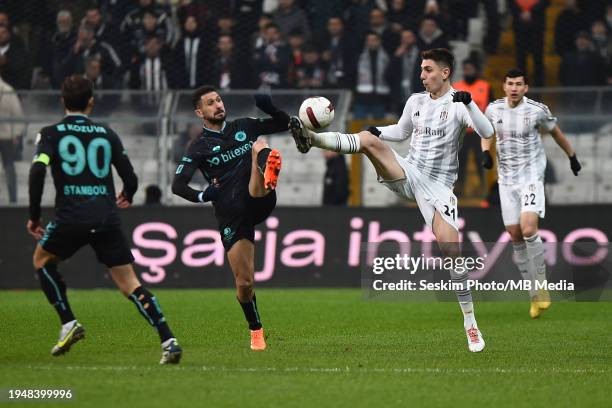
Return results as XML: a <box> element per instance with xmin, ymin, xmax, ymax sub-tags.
<box><xmin>481</xmin><ymin>68</ymin><xmax>581</xmax><ymax>318</ymax></box>
<box><xmin>290</xmin><ymin>48</ymin><xmax>494</xmax><ymax>352</ymax></box>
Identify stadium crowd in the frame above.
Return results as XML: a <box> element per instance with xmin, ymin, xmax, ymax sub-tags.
<box><xmin>0</xmin><ymin>1</ymin><xmax>609</xmax><ymax>98</ymax></box>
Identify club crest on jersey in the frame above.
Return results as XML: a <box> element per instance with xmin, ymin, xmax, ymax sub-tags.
<box><xmin>439</xmin><ymin>110</ymin><xmax>448</xmax><ymax>121</ymax></box>
<box><xmin>449</xmin><ymin>196</ymin><xmax>456</xmax><ymax>206</ymax></box>
<box><xmin>528</xmin><ymin>184</ymin><xmax>536</xmax><ymax>192</ymax></box>
<box><xmin>235</xmin><ymin>131</ymin><xmax>246</xmax><ymax>142</ymax></box>
<box><xmin>524</xmin><ymin>116</ymin><xmax>531</xmax><ymax>127</ymax></box>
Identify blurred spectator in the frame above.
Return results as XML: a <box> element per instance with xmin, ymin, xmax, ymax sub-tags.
<box><xmin>83</xmin><ymin>7</ymin><xmax>119</xmax><ymax>46</ymax></box>
<box><xmin>131</xmin><ymin>10</ymin><xmax>172</xmax><ymax>58</ymax></box>
<box><xmin>210</xmin><ymin>34</ymin><xmax>252</xmax><ymax>89</ymax></box>
<box><xmin>304</xmin><ymin>0</ymin><xmax>344</xmax><ymax>34</ymax></box>
<box><xmin>478</xmin><ymin>0</ymin><xmax>501</xmax><ymax>54</ymax></box>
<box><xmin>0</xmin><ymin>11</ymin><xmax>25</xmax><ymax>48</ymax></box>
<box><xmin>508</xmin><ymin>0</ymin><xmax>549</xmax><ymax>87</ymax></box>
<box><xmin>173</xmin><ymin>123</ymin><xmax>201</xmax><ymax>164</ymax></box>
<box><xmin>253</xmin><ymin>14</ymin><xmax>273</xmax><ymax>49</ymax></box>
<box><xmin>554</xmin><ymin>0</ymin><xmax>587</xmax><ymax>57</ymax></box>
<box><xmin>353</xmin><ymin>31</ymin><xmax>391</xmax><ymax>119</ymax></box>
<box><xmin>607</xmin><ymin>4</ymin><xmax>612</xmax><ymax>30</ymax></box>
<box><xmin>560</xmin><ymin>31</ymin><xmax>606</xmax><ymax>86</ymax></box>
<box><xmin>41</xmin><ymin>10</ymin><xmax>77</xmax><ymax>88</ymax></box>
<box><xmin>0</xmin><ymin>74</ymin><xmax>24</xmax><ymax>203</ymax></box>
<box><xmin>272</xmin><ymin>0</ymin><xmax>311</xmax><ymax>40</ymax></box>
<box><xmin>322</xmin><ymin>151</ymin><xmax>349</xmax><ymax>206</ymax></box>
<box><xmin>234</xmin><ymin>0</ymin><xmax>264</xmax><ymax>39</ymax></box>
<box><xmin>172</xmin><ymin>15</ymin><xmax>209</xmax><ymax>89</ymax></box>
<box><xmin>416</xmin><ymin>15</ymin><xmax>449</xmax><ymax>51</ymax></box>
<box><xmin>215</xmin><ymin>15</ymin><xmax>236</xmax><ymax>38</ymax></box>
<box><xmin>0</xmin><ymin>24</ymin><xmax>31</xmax><ymax>89</ymax></box>
<box><xmin>387</xmin><ymin>0</ymin><xmax>413</xmax><ymax>32</ymax></box>
<box><xmin>61</xmin><ymin>24</ymin><xmax>122</xmax><ymax>80</ymax></box>
<box><xmin>129</xmin><ymin>35</ymin><xmax>172</xmax><ymax>95</ymax></box>
<box><xmin>84</xmin><ymin>56</ymin><xmax>120</xmax><ymax>112</ymax></box>
<box><xmin>315</xmin><ymin>17</ymin><xmax>357</xmax><ymax>88</ymax></box>
<box><xmin>590</xmin><ymin>20</ymin><xmax>611</xmax><ymax>62</ymax></box>
<box><xmin>253</xmin><ymin>23</ymin><xmax>291</xmax><ymax>89</ymax></box>
<box><xmin>1</xmin><ymin>78</ymin><xmax>21</xmax><ymax>173</ymax></box>
<box><xmin>369</xmin><ymin>8</ymin><xmax>400</xmax><ymax>55</ymax></box>
<box><xmin>294</xmin><ymin>44</ymin><xmax>326</xmax><ymax>89</ymax></box>
<box><xmin>144</xmin><ymin>185</ymin><xmax>163</xmax><ymax>205</ymax></box>
<box><xmin>120</xmin><ymin>0</ymin><xmax>174</xmax><ymax>59</ymax></box>
<box><xmin>287</xmin><ymin>29</ymin><xmax>305</xmax><ymax>85</ymax></box>
<box><xmin>453</xmin><ymin>58</ymin><xmax>491</xmax><ymax>196</ymax></box>
<box><xmin>387</xmin><ymin>29</ymin><xmax>423</xmax><ymax>115</ymax></box>
<box><xmin>345</xmin><ymin>0</ymin><xmax>377</xmax><ymax>44</ymax></box>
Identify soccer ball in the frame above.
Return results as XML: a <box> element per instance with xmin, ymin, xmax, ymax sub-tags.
<box><xmin>298</xmin><ymin>97</ymin><xmax>335</xmax><ymax>130</ymax></box>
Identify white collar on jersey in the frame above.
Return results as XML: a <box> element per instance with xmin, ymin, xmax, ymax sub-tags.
<box><xmin>203</xmin><ymin>121</ymin><xmax>226</xmax><ymax>134</ymax></box>
<box><xmin>64</xmin><ymin>112</ymin><xmax>89</xmax><ymax>118</ymax></box>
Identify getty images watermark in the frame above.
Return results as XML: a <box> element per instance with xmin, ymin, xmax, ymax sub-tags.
<box><xmin>361</xmin><ymin>242</ymin><xmax>612</xmax><ymax>301</ymax></box>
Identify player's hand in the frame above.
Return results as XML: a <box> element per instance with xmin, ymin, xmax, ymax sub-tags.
<box><xmin>27</xmin><ymin>219</ymin><xmax>44</xmax><ymax>240</ymax></box>
<box><xmin>367</xmin><ymin>126</ymin><xmax>381</xmax><ymax>137</ymax></box>
<box><xmin>452</xmin><ymin>91</ymin><xmax>472</xmax><ymax>105</ymax></box>
<box><xmin>482</xmin><ymin>150</ymin><xmax>493</xmax><ymax>169</ymax></box>
<box><xmin>116</xmin><ymin>191</ymin><xmax>131</xmax><ymax>208</ymax></box>
<box><xmin>254</xmin><ymin>94</ymin><xmax>277</xmax><ymax>114</ymax></box>
<box><xmin>201</xmin><ymin>184</ymin><xmax>220</xmax><ymax>202</ymax></box>
<box><xmin>569</xmin><ymin>154</ymin><xmax>581</xmax><ymax>176</ymax></box>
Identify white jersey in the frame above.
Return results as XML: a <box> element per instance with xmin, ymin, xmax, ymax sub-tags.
<box><xmin>485</xmin><ymin>97</ymin><xmax>556</xmax><ymax>185</ymax></box>
<box><xmin>377</xmin><ymin>87</ymin><xmax>479</xmax><ymax>188</ymax></box>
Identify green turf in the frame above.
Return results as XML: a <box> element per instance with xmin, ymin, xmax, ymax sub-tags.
<box><xmin>1</xmin><ymin>289</ymin><xmax>611</xmax><ymax>407</ymax></box>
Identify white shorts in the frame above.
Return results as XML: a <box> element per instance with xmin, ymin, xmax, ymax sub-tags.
<box><xmin>499</xmin><ymin>181</ymin><xmax>546</xmax><ymax>226</ymax></box>
<box><xmin>379</xmin><ymin>150</ymin><xmax>459</xmax><ymax>230</ymax></box>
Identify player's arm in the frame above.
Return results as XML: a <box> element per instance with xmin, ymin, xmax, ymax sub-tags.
<box><xmin>453</xmin><ymin>91</ymin><xmax>494</xmax><ymax>139</ymax></box>
<box><xmin>549</xmin><ymin>125</ymin><xmax>581</xmax><ymax>176</ymax></box>
<box><xmin>480</xmin><ymin>104</ymin><xmax>496</xmax><ymax>169</ymax></box>
<box><xmin>27</xmin><ymin>132</ymin><xmax>52</xmax><ymax>239</ymax></box>
<box><xmin>251</xmin><ymin>94</ymin><xmax>290</xmax><ymax>134</ymax></box>
<box><xmin>110</xmin><ymin>132</ymin><xmax>138</xmax><ymax>207</ymax></box>
<box><xmin>171</xmin><ymin>147</ymin><xmax>218</xmax><ymax>203</ymax></box>
<box><xmin>369</xmin><ymin>96</ymin><xmax>414</xmax><ymax>141</ymax></box>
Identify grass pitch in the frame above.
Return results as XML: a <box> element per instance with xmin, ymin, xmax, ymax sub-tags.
<box><xmin>1</xmin><ymin>289</ymin><xmax>610</xmax><ymax>407</ymax></box>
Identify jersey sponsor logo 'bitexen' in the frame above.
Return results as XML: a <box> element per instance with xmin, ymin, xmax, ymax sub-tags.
<box><xmin>206</xmin><ymin>140</ymin><xmax>254</xmax><ymax>167</ymax></box>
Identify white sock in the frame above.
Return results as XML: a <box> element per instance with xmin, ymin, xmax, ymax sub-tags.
<box><xmin>161</xmin><ymin>337</ymin><xmax>176</xmax><ymax>348</ymax></box>
<box><xmin>460</xmin><ymin>302</ymin><xmax>477</xmax><ymax>328</ymax></box>
<box><xmin>310</xmin><ymin>131</ymin><xmax>361</xmax><ymax>153</ymax></box>
<box><xmin>525</xmin><ymin>234</ymin><xmax>547</xmax><ymax>286</ymax></box>
<box><xmin>513</xmin><ymin>242</ymin><xmax>536</xmax><ymax>298</ymax></box>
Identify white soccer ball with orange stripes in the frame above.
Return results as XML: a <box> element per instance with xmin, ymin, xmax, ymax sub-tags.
<box><xmin>298</xmin><ymin>96</ymin><xmax>335</xmax><ymax>131</ymax></box>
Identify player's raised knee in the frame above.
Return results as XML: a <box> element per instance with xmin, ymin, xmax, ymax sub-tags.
<box><xmin>358</xmin><ymin>130</ymin><xmax>383</xmax><ymax>153</ymax></box>
<box><xmin>252</xmin><ymin>139</ymin><xmax>269</xmax><ymax>155</ymax></box>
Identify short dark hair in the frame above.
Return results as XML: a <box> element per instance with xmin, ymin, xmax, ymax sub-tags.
<box><xmin>61</xmin><ymin>75</ymin><xmax>93</xmax><ymax>111</ymax></box>
<box><xmin>192</xmin><ymin>85</ymin><xmax>217</xmax><ymax>109</ymax></box>
<box><xmin>421</xmin><ymin>48</ymin><xmax>454</xmax><ymax>76</ymax></box>
<box><xmin>504</xmin><ymin>68</ymin><xmax>528</xmax><ymax>84</ymax></box>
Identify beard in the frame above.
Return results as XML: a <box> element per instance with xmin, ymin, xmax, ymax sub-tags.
<box><xmin>207</xmin><ymin>112</ymin><xmax>226</xmax><ymax>124</ymax></box>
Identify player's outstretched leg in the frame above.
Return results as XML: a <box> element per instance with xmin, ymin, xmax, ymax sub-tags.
<box><xmin>33</xmin><ymin>245</ymin><xmax>85</xmax><ymax>356</ymax></box>
<box><xmin>227</xmin><ymin>239</ymin><xmax>266</xmax><ymax>351</ymax></box>
<box><xmin>289</xmin><ymin>116</ymin><xmax>405</xmax><ymax>183</ymax></box>
<box><xmin>250</xmin><ymin>138</ymin><xmax>282</xmax><ymax>194</ymax></box>
<box><xmin>110</xmin><ymin>265</ymin><xmax>182</xmax><ymax>364</ymax></box>
<box><xmin>433</xmin><ymin>213</ymin><xmax>485</xmax><ymax>353</ymax></box>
